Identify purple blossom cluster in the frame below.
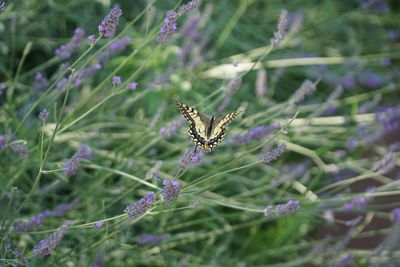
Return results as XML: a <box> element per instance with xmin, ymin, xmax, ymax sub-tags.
<box><xmin>106</xmin><ymin>36</ymin><xmax>131</xmax><ymax>54</ymax></box>
<box><xmin>10</xmin><ymin>142</ymin><xmax>29</xmax><ymax>157</ymax></box>
<box><xmin>289</xmin><ymin>79</ymin><xmax>317</xmax><ymax>104</ymax></box>
<box><xmin>98</xmin><ymin>7</ymin><xmax>122</xmax><ymax>38</ymax></box>
<box><xmin>136</xmin><ymin>233</ymin><xmax>171</xmax><ymax>245</ymax></box>
<box><xmin>376</xmin><ymin>104</ymin><xmax>400</xmax><ymax>133</ymax></box>
<box><xmin>55</xmin><ymin>28</ymin><xmax>85</xmax><ymax>59</ymax></box>
<box><xmin>0</xmin><ymin>135</ymin><xmax>6</xmax><ymax>149</ymax></box>
<box><xmin>39</xmin><ymin>108</ymin><xmax>50</xmax><ymax>120</ymax></box>
<box><xmin>159</xmin><ymin>117</ymin><xmax>186</xmax><ymax>138</ymax></box>
<box><xmin>263</xmin><ymin>143</ymin><xmax>286</xmax><ymax>164</ymax></box>
<box><xmin>361</xmin><ymin>0</ymin><xmax>388</xmax><ymax>13</ymax></box>
<box><xmin>112</xmin><ymin>75</ymin><xmax>122</xmax><ymax>85</ymax></box>
<box><xmin>271</xmin><ymin>10</ymin><xmax>288</xmax><ymax>47</ymax></box>
<box><xmin>0</xmin><ymin>2</ymin><xmax>5</xmax><ymax>11</ymax></box>
<box><xmin>157</xmin><ymin>0</ymin><xmax>202</xmax><ymax>44</ymax></box>
<box><xmin>162</xmin><ymin>180</ymin><xmax>181</xmax><ymax>205</ymax></box>
<box><xmin>124</xmin><ymin>192</ymin><xmax>156</xmax><ymax>219</ymax></box>
<box><xmin>229</xmin><ymin>123</ymin><xmax>279</xmax><ymax>144</ymax></box>
<box><xmin>179</xmin><ymin>147</ymin><xmax>204</xmax><ymax>169</ymax></box>
<box><xmin>343</xmin><ymin>187</ymin><xmax>375</xmax><ymax>211</ymax></box>
<box><xmin>264</xmin><ymin>200</ymin><xmax>300</xmax><ymax>217</ymax></box>
<box><xmin>392</xmin><ymin>208</ymin><xmax>400</xmax><ymax>222</ymax></box>
<box><xmin>34</xmin><ymin>72</ymin><xmax>49</xmax><ymax>89</ymax></box>
<box><xmin>33</xmin><ymin>221</ymin><xmax>73</xmax><ymax>258</ymax></box>
<box><xmin>64</xmin><ymin>144</ymin><xmax>94</xmax><ymax>175</ymax></box>
<box><xmin>13</xmin><ymin>199</ymin><xmax>79</xmax><ymax>232</ymax></box>
<box><xmin>57</xmin><ymin>64</ymin><xmax>101</xmax><ymax>91</ymax></box>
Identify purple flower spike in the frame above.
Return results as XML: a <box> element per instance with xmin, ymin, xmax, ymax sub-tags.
<box><xmin>162</xmin><ymin>180</ymin><xmax>181</xmax><ymax>205</ymax></box>
<box><xmin>179</xmin><ymin>147</ymin><xmax>204</xmax><ymax>169</ymax></box>
<box><xmin>271</xmin><ymin>10</ymin><xmax>288</xmax><ymax>47</ymax></box>
<box><xmin>112</xmin><ymin>76</ymin><xmax>122</xmax><ymax>85</ymax></box>
<box><xmin>392</xmin><ymin>208</ymin><xmax>400</xmax><ymax>222</ymax></box>
<box><xmin>34</xmin><ymin>72</ymin><xmax>49</xmax><ymax>89</ymax></box>
<box><xmin>264</xmin><ymin>200</ymin><xmax>300</xmax><ymax>217</ymax></box>
<box><xmin>263</xmin><ymin>143</ymin><xmax>286</xmax><ymax>163</ymax></box>
<box><xmin>157</xmin><ymin>10</ymin><xmax>177</xmax><ymax>44</ymax></box>
<box><xmin>124</xmin><ymin>192</ymin><xmax>156</xmax><ymax>220</ymax></box>
<box><xmin>178</xmin><ymin>0</ymin><xmax>202</xmax><ymax>16</ymax></box>
<box><xmin>55</xmin><ymin>28</ymin><xmax>85</xmax><ymax>59</ymax></box>
<box><xmin>136</xmin><ymin>233</ymin><xmax>171</xmax><ymax>245</ymax></box>
<box><xmin>10</xmin><ymin>142</ymin><xmax>29</xmax><ymax>157</ymax></box>
<box><xmin>159</xmin><ymin>117</ymin><xmax>185</xmax><ymax>139</ymax></box>
<box><xmin>0</xmin><ymin>2</ymin><xmax>6</xmax><ymax>11</ymax></box>
<box><xmin>33</xmin><ymin>221</ymin><xmax>73</xmax><ymax>258</ymax></box>
<box><xmin>98</xmin><ymin>7</ymin><xmax>122</xmax><ymax>38</ymax></box>
<box><xmin>107</xmin><ymin>36</ymin><xmax>131</xmax><ymax>53</ymax></box>
<box><xmin>88</xmin><ymin>34</ymin><xmax>96</xmax><ymax>46</ymax></box>
<box><xmin>0</xmin><ymin>135</ymin><xmax>6</xmax><ymax>150</ymax></box>
<box><xmin>64</xmin><ymin>144</ymin><xmax>94</xmax><ymax>175</ymax></box>
<box><xmin>39</xmin><ymin>108</ymin><xmax>50</xmax><ymax>120</ymax></box>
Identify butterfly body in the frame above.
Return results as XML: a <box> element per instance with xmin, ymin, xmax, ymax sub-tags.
<box><xmin>173</xmin><ymin>101</ymin><xmax>243</xmax><ymax>151</ymax></box>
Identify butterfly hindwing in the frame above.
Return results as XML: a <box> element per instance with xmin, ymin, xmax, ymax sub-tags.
<box><xmin>207</xmin><ymin>111</ymin><xmax>244</xmax><ymax>148</ymax></box>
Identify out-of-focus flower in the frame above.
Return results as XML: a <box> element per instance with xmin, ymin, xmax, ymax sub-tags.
<box><xmin>218</xmin><ymin>77</ymin><xmax>242</xmax><ymax>113</ymax></box>
<box><xmin>94</xmin><ymin>221</ymin><xmax>104</xmax><ymax>228</ymax></box>
<box><xmin>39</xmin><ymin>108</ymin><xmax>50</xmax><ymax>120</ymax></box>
<box><xmin>10</xmin><ymin>141</ymin><xmax>29</xmax><ymax>157</ymax></box>
<box><xmin>124</xmin><ymin>192</ymin><xmax>156</xmax><ymax>219</ymax></box>
<box><xmin>289</xmin><ymin>79</ymin><xmax>317</xmax><ymax>104</ymax></box>
<box><xmin>179</xmin><ymin>147</ymin><xmax>204</xmax><ymax>169</ymax></box>
<box><xmin>34</xmin><ymin>72</ymin><xmax>49</xmax><ymax>89</ymax></box>
<box><xmin>64</xmin><ymin>144</ymin><xmax>93</xmax><ymax>175</ymax></box>
<box><xmin>128</xmin><ymin>82</ymin><xmax>138</xmax><ymax>90</ymax></box>
<box><xmin>159</xmin><ymin>117</ymin><xmax>185</xmax><ymax>139</ymax></box>
<box><xmin>91</xmin><ymin>256</ymin><xmax>104</xmax><ymax>267</ymax></box>
<box><xmin>162</xmin><ymin>180</ymin><xmax>181</xmax><ymax>205</ymax></box>
<box><xmin>112</xmin><ymin>76</ymin><xmax>122</xmax><ymax>85</ymax></box>
<box><xmin>0</xmin><ymin>2</ymin><xmax>6</xmax><ymax>11</ymax></box>
<box><xmin>0</xmin><ymin>135</ymin><xmax>6</xmax><ymax>150</ymax></box>
<box><xmin>339</xmin><ymin>76</ymin><xmax>355</xmax><ymax>89</ymax></box>
<box><xmin>264</xmin><ymin>200</ymin><xmax>300</xmax><ymax>217</ymax></box>
<box><xmin>392</xmin><ymin>208</ymin><xmax>400</xmax><ymax>222</ymax></box>
<box><xmin>271</xmin><ymin>10</ymin><xmax>288</xmax><ymax>47</ymax></box>
<box><xmin>361</xmin><ymin>0</ymin><xmax>388</xmax><ymax>13</ymax></box>
<box><xmin>376</xmin><ymin>104</ymin><xmax>400</xmax><ymax>134</ymax></box>
<box><xmin>136</xmin><ymin>233</ymin><xmax>171</xmax><ymax>245</ymax></box>
<box><xmin>98</xmin><ymin>7</ymin><xmax>122</xmax><ymax>38</ymax></box>
<box><xmin>343</xmin><ymin>187</ymin><xmax>375</xmax><ymax>211</ymax></box>
<box><xmin>373</xmin><ymin>152</ymin><xmax>396</xmax><ymax>175</ymax></box>
<box><xmin>178</xmin><ymin>0</ymin><xmax>202</xmax><ymax>16</ymax></box>
<box><xmin>88</xmin><ymin>35</ymin><xmax>96</xmax><ymax>46</ymax></box>
<box><xmin>33</xmin><ymin>221</ymin><xmax>73</xmax><ymax>258</ymax></box>
<box><xmin>230</xmin><ymin>123</ymin><xmax>279</xmax><ymax>144</ymax></box>
<box><xmin>357</xmin><ymin>70</ymin><xmax>386</xmax><ymax>89</ymax></box>
<box><xmin>55</xmin><ymin>28</ymin><xmax>85</xmax><ymax>59</ymax></box>
<box><xmin>329</xmin><ymin>254</ymin><xmax>352</xmax><ymax>267</ymax></box>
<box><xmin>106</xmin><ymin>36</ymin><xmax>131</xmax><ymax>54</ymax></box>
<box><xmin>263</xmin><ymin>143</ymin><xmax>286</xmax><ymax>164</ymax></box>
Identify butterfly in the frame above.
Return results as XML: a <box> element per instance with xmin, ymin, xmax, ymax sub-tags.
<box><xmin>173</xmin><ymin>100</ymin><xmax>244</xmax><ymax>151</ymax></box>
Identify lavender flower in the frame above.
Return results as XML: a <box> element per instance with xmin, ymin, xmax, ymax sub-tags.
<box><xmin>376</xmin><ymin>104</ymin><xmax>400</xmax><ymax>133</ymax></box>
<box><xmin>373</xmin><ymin>152</ymin><xmax>396</xmax><ymax>175</ymax></box>
<box><xmin>387</xmin><ymin>30</ymin><xmax>400</xmax><ymax>41</ymax></box>
<box><xmin>264</xmin><ymin>200</ymin><xmax>300</xmax><ymax>217</ymax></box>
<box><xmin>178</xmin><ymin>0</ymin><xmax>202</xmax><ymax>16</ymax></box>
<box><xmin>112</xmin><ymin>76</ymin><xmax>122</xmax><ymax>85</ymax></box>
<box><xmin>229</xmin><ymin>123</ymin><xmax>279</xmax><ymax>144</ymax></box>
<box><xmin>55</xmin><ymin>28</ymin><xmax>85</xmax><ymax>59</ymax></box>
<box><xmin>136</xmin><ymin>233</ymin><xmax>171</xmax><ymax>245</ymax></box>
<box><xmin>0</xmin><ymin>2</ymin><xmax>5</xmax><ymax>11</ymax></box>
<box><xmin>39</xmin><ymin>108</ymin><xmax>50</xmax><ymax>120</ymax></box>
<box><xmin>159</xmin><ymin>117</ymin><xmax>185</xmax><ymax>138</ymax></box>
<box><xmin>64</xmin><ymin>144</ymin><xmax>93</xmax><ymax>175</ymax></box>
<box><xmin>392</xmin><ymin>208</ymin><xmax>400</xmax><ymax>222</ymax></box>
<box><xmin>14</xmin><ymin>213</ymin><xmax>47</xmax><ymax>232</ymax></box>
<box><xmin>56</xmin><ymin>77</ymin><xmax>69</xmax><ymax>91</ymax></box>
<box><xmin>98</xmin><ymin>7</ymin><xmax>122</xmax><ymax>38</ymax></box>
<box><xmin>343</xmin><ymin>187</ymin><xmax>375</xmax><ymax>211</ymax></box>
<box><xmin>33</xmin><ymin>221</ymin><xmax>73</xmax><ymax>258</ymax></box>
<box><xmin>339</xmin><ymin>76</ymin><xmax>355</xmax><ymax>89</ymax></box>
<box><xmin>361</xmin><ymin>0</ymin><xmax>388</xmax><ymax>13</ymax></box>
<box><xmin>357</xmin><ymin>70</ymin><xmax>384</xmax><ymax>89</ymax></box>
<box><xmin>124</xmin><ymin>192</ymin><xmax>156</xmax><ymax>219</ymax></box>
<box><xmin>289</xmin><ymin>79</ymin><xmax>317</xmax><ymax>104</ymax></box>
<box><xmin>263</xmin><ymin>143</ymin><xmax>286</xmax><ymax>164</ymax></box>
<box><xmin>91</xmin><ymin>256</ymin><xmax>104</xmax><ymax>267</ymax></box>
<box><xmin>88</xmin><ymin>34</ymin><xmax>96</xmax><ymax>46</ymax></box>
<box><xmin>34</xmin><ymin>72</ymin><xmax>49</xmax><ymax>89</ymax></box>
<box><xmin>0</xmin><ymin>135</ymin><xmax>6</xmax><ymax>150</ymax></box>
<box><xmin>162</xmin><ymin>180</ymin><xmax>181</xmax><ymax>205</ymax></box>
<box><xmin>128</xmin><ymin>82</ymin><xmax>138</xmax><ymax>90</ymax></box>
<box><xmin>381</xmin><ymin>58</ymin><xmax>391</xmax><ymax>66</ymax></box>
<box><xmin>157</xmin><ymin>10</ymin><xmax>177</xmax><ymax>44</ymax></box>
<box><xmin>94</xmin><ymin>221</ymin><xmax>104</xmax><ymax>228</ymax></box>
<box><xmin>10</xmin><ymin>142</ymin><xmax>29</xmax><ymax>157</ymax></box>
<box><xmin>53</xmin><ymin>198</ymin><xmax>80</xmax><ymax>217</ymax></box>
<box><xmin>107</xmin><ymin>36</ymin><xmax>131</xmax><ymax>53</ymax></box>
<box><xmin>271</xmin><ymin>10</ymin><xmax>288</xmax><ymax>47</ymax></box>
<box><xmin>179</xmin><ymin>147</ymin><xmax>204</xmax><ymax>169</ymax></box>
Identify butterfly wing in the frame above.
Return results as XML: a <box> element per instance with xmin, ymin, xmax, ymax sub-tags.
<box><xmin>207</xmin><ymin>110</ymin><xmax>244</xmax><ymax>149</ymax></box>
<box><xmin>173</xmin><ymin>101</ymin><xmax>210</xmax><ymax>148</ymax></box>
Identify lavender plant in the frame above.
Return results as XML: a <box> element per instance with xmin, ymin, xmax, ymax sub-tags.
<box><xmin>0</xmin><ymin>0</ymin><xmax>399</xmax><ymax>266</ymax></box>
